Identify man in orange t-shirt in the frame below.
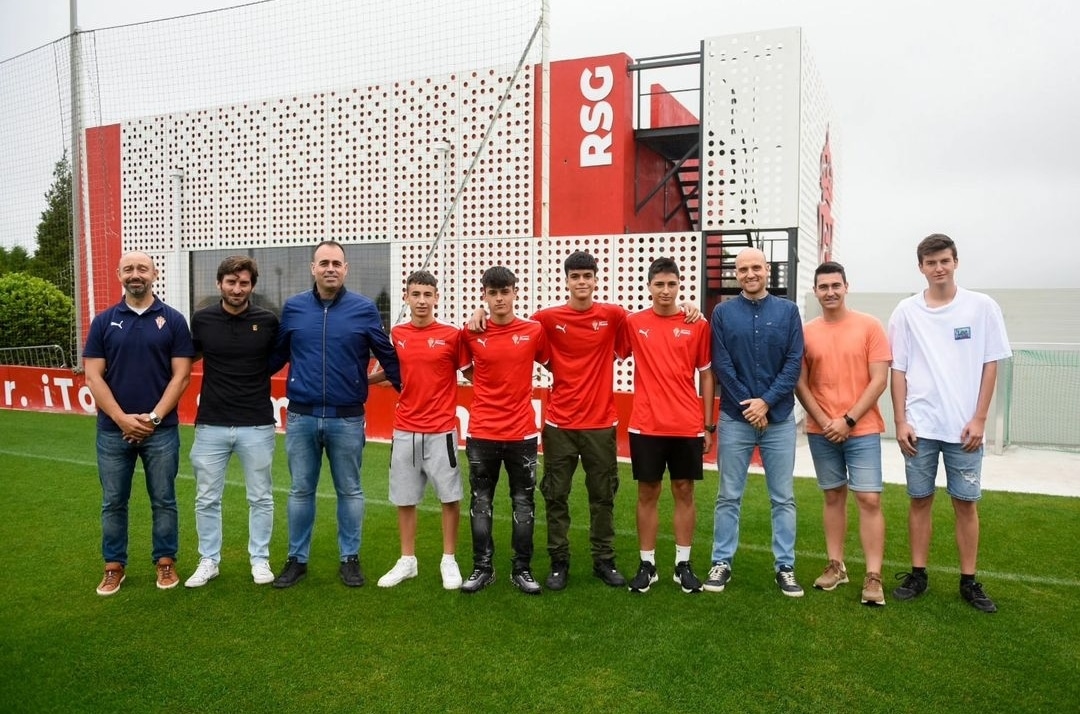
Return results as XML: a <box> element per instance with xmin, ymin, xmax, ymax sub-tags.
<box><xmin>371</xmin><ymin>270</ymin><xmax>470</xmax><ymax>591</ymax></box>
<box><xmin>618</xmin><ymin>257</ymin><xmax>714</xmax><ymax>594</ymax></box>
<box><xmin>795</xmin><ymin>261</ymin><xmax>891</xmax><ymax>606</ymax></box>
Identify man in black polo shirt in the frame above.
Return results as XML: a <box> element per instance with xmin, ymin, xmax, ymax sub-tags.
<box><xmin>184</xmin><ymin>256</ymin><xmax>281</xmax><ymax>587</ymax></box>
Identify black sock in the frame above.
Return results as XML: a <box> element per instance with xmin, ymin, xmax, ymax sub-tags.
<box><xmin>960</xmin><ymin>573</ymin><xmax>975</xmax><ymax>585</ymax></box>
<box><xmin>912</xmin><ymin>566</ymin><xmax>927</xmax><ymax>578</ymax></box>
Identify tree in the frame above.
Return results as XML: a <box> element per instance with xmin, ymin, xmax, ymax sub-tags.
<box><xmin>0</xmin><ymin>245</ymin><xmax>32</xmax><ymax>275</ymax></box>
<box><xmin>375</xmin><ymin>288</ymin><xmax>391</xmax><ymax>330</ymax></box>
<box><xmin>30</xmin><ymin>154</ymin><xmax>74</xmax><ymax>299</ymax></box>
<box><xmin>0</xmin><ymin>272</ymin><xmax>75</xmax><ymax>363</ymax></box>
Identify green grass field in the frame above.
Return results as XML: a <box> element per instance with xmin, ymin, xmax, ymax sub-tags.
<box><xmin>1</xmin><ymin>409</ymin><xmax>1078</xmax><ymax>713</ymax></box>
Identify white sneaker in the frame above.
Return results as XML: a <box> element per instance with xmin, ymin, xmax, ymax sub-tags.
<box><xmin>377</xmin><ymin>557</ymin><xmax>418</xmax><ymax>587</ymax></box>
<box><xmin>440</xmin><ymin>558</ymin><xmax>463</xmax><ymax>590</ymax></box>
<box><xmin>251</xmin><ymin>561</ymin><xmax>275</xmax><ymax>585</ymax></box>
<box><xmin>184</xmin><ymin>558</ymin><xmax>219</xmax><ymax>588</ymax></box>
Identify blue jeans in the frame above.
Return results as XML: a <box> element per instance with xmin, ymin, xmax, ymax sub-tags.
<box><xmin>189</xmin><ymin>424</ymin><xmax>277</xmax><ymax>564</ymax></box>
<box><xmin>904</xmin><ymin>438</ymin><xmax>983</xmax><ymax>501</ymax></box>
<box><xmin>97</xmin><ymin>426</ymin><xmax>180</xmax><ymax>565</ymax></box>
<box><xmin>807</xmin><ymin>433</ymin><xmax>883</xmax><ymax>492</ymax></box>
<box><xmin>284</xmin><ymin>412</ymin><xmax>365</xmax><ymax>561</ymax></box>
<box><xmin>711</xmin><ymin>414</ymin><xmax>797</xmax><ymax>570</ymax></box>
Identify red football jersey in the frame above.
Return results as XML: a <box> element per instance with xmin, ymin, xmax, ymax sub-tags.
<box><xmin>620</xmin><ymin>309</ymin><xmax>711</xmax><ymax>437</ymax></box>
<box><xmin>531</xmin><ymin>302</ymin><xmax>627</xmax><ymax>429</ymax></box>
<box><xmin>461</xmin><ymin>317</ymin><xmax>550</xmax><ymax>440</ymax></box>
<box><xmin>391</xmin><ymin>320</ymin><xmax>469</xmax><ymax>433</ymax></box>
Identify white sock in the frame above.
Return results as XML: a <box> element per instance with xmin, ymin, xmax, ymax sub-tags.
<box><xmin>401</xmin><ymin>554</ymin><xmax>417</xmax><ymax>563</ymax></box>
<box><xmin>675</xmin><ymin>545</ymin><xmax>691</xmax><ymax>565</ymax></box>
<box><xmin>640</xmin><ymin>550</ymin><xmax>656</xmax><ymax>565</ymax></box>
<box><xmin>441</xmin><ymin>553</ymin><xmax>456</xmax><ymax>563</ymax></box>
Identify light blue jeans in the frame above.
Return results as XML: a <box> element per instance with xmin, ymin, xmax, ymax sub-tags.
<box><xmin>284</xmin><ymin>412</ymin><xmax>366</xmax><ymax>562</ymax></box>
<box><xmin>904</xmin><ymin>438</ymin><xmax>983</xmax><ymax>501</ymax></box>
<box><xmin>711</xmin><ymin>413</ymin><xmax>797</xmax><ymax>570</ymax></box>
<box><xmin>807</xmin><ymin>433</ymin><xmax>884</xmax><ymax>493</ymax></box>
<box><xmin>189</xmin><ymin>424</ymin><xmax>276</xmax><ymax>565</ymax></box>
<box><xmin>97</xmin><ymin>426</ymin><xmax>180</xmax><ymax>565</ymax></box>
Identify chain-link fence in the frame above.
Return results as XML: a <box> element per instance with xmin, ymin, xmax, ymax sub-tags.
<box><xmin>1</xmin><ymin>0</ymin><xmax>547</xmax><ymax>365</ymax></box>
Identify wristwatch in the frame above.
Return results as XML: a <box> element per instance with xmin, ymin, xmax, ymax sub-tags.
<box><xmin>149</xmin><ymin>411</ymin><xmax>162</xmax><ymax>426</ymax></box>
<box><xmin>704</xmin><ymin>423</ymin><xmax>717</xmax><ymax>433</ymax></box>
<box><xmin>843</xmin><ymin>414</ymin><xmax>856</xmax><ymax>429</ymax></box>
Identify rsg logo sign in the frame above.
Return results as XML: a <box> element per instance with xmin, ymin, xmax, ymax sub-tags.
<box><xmin>579</xmin><ymin>66</ymin><xmax>614</xmax><ymax>167</ymax></box>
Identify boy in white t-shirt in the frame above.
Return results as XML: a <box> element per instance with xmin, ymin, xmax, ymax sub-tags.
<box><xmin>888</xmin><ymin>234</ymin><xmax>1011</xmax><ymax>613</ymax></box>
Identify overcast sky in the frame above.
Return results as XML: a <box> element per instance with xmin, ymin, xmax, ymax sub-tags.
<box><xmin>2</xmin><ymin>0</ymin><xmax>1078</xmax><ymax>291</ymax></box>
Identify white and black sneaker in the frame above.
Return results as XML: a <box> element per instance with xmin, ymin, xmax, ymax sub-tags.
<box><xmin>775</xmin><ymin>565</ymin><xmax>804</xmax><ymax>598</ymax></box>
<box><xmin>627</xmin><ymin>560</ymin><xmax>659</xmax><ymax>593</ymax></box>
<box><xmin>511</xmin><ymin>569</ymin><xmax>542</xmax><ymax>595</ymax></box>
<box><xmin>460</xmin><ymin>567</ymin><xmax>495</xmax><ymax>593</ymax></box>
<box><xmin>673</xmin><ymin>561</ymin><xmax>703</xmax><ymax>593</ymax></box>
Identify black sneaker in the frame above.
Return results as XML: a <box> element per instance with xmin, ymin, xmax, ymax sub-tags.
<box><xmin>673</xmin><ymin>561</ymin><xmax>703</xmax><ymax>593</ymax></box>
<box><xmin>339</xmin><ymin>555</ymin><xmax>365</xmax><ymax>587</ymax></box>
<box><xmin>775</xmin><ymin>565</ymin><xmax>804</xmax><ymax>597</ymax></box>
<box><xmin>593</xmin><ymin>559</ymin><xmax>626</xmax><ymax>587</ymax></box>
<box><xmin>627</xmin><ymin>560</ymin><xmax>658</xmax><ymax>593</ymax></box>
<box><xmin>960</xmin><ymin>580</ymin><xmax>998</xmax><ymax>613</ymax></box>
<box><xmin>703</xmin><ymin>561</ymin><xmax>732</xmax><ymax>593</ymax></box>
<box><xmin>271</xmin><ymin>557</ymin><xmax>307</xmax><ymax>589</ymax></box>
<box><xmin>546</xmin><ymin>561</ymin><xmax>569</xmax><ymax>591</ymax></box>
<box><xmin>893</xmin><ymin>571</ymin><xmax>928</xmax><ymax>600</ymax></box>
<box><xmin>460</xmin><ymin>568</ymin><xmax>495</xmax><ymax>593</ymax></box>
<box><xmin>511</xmin><ymin>569</ymin><xmax>542</xmax><ymax>595</ymax></box>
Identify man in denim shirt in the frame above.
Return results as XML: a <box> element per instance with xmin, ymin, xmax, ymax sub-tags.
<box><xmin>704</xmin><ymin>248</ymin><xmax>805</xmax><ymax>597</ymax></box>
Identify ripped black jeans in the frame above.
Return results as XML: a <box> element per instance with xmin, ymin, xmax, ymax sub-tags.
<box><xmin>465</xmin><ymin>437</ymin><xmax>538</xmax><ymax>573</ymax></box>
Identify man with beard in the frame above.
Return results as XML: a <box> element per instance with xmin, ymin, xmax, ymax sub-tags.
<box><xmin>184</xmin><ymin>256</ymin><xmax>280</xmax><ymax>588</ymax></box>
<box><xmin>84</xmin><ymin>251</ymin><xmax>195</xmax><ymax>595</ymax></box>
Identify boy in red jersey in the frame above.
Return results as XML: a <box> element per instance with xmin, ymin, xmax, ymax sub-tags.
<box><xmin>459</xmin><ymin>266</ymin><xmax>551</xmax><ymax>595</ymax></box>
<box><xmin>531</xmin><ymin>251</ymin><xmax>628</xmax><ymax>590</ymax></box>
<box><xmin>619</xmin><ymin>257</ymin><xmax>715</xmax><ymax>594</ymax></box>
<box><xmin>372</xmin><ymin>270</ymin><xmax>470</xmax><ymax>590</ymax></box>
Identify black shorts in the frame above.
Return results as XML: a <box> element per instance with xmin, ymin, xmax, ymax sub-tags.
<box><xmin>629</xmin><ymin>433</ymin><xmax>704</xmax><ymax>483</ymax></box>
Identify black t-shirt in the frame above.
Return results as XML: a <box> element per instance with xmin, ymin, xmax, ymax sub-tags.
<box><xmin>191</xmin><ymin>302</ymin><xmax>280</xmax><ymax>426</ymax></box>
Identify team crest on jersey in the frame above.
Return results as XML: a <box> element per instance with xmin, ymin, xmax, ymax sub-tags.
<box><xmin>592</xmin><ymin>320</ymin><xmax>608</xmax><ymax>331</ymax></box>
<box><xmin>672</xmin><ymin>328</ymin><xmax>692</xmax><ymax>338</ymax></box>
<box><xmin>155</xmin><ymin>316</ymin><xmax>166</xmax><ymax>330</ymax></box>
<box><xmin>512</xmin><ymin>334</ymin><xmax>531</xmax><ymax>345</ymax></box>
<box><xmin>252</xmin><ymin>324</ymin><xmax>258</xmax><ymax>331</ymax></box>
<box><xmin>427</xmin><ymin>338</ymin><xmax>447</xmax><ymax>348</ymax></box>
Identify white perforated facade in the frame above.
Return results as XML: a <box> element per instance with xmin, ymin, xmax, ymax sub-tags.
<box><xmin>119</xmin><ymin>64</ymin><xmax>537</xmax><ymax>313</ymax></box>
<box><xmin>700</xmin><ymin>29</ymin><xmax>802</xmax><ymax>232</ymax></box>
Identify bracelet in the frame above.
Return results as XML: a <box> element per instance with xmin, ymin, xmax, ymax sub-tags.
<box><xmin>704</xmin><ymin>424</ymin><xmax>717</xmax><ymax>433</ymax></box>
<box><xmin>843</xmin><ymin>414</ymin><xmax>856</xmax><ymax>428</ymax></box>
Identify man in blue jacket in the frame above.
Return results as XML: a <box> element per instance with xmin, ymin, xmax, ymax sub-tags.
<box><xmin>704</xmin><ymin>248</ymin><xmax>805</xmax><ymax>598</ymax></box>
<box><xmin>271</xmin><ymin>240</ymin><xmax>401</xmax><ymax>588</ymax></box>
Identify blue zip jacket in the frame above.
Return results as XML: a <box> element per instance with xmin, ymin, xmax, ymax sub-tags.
<box><xmin>272</xmin><ymin>285</ymin><xmax>401</xmax><ymax>417</ymax></box>
<box><xmin>710</xmin><ymin>293</ymin><xmax>804</xmax><ymax>423</ymax></box>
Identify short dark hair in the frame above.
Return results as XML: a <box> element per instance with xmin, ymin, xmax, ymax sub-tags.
<box><xmin>917</xmin><ymin>233</ymin><xmax>957</xmax><ymax>262</ymax></box>
<box><xmin>313</xmin><ymin>240</ymin><xmax>346</xmax><ymax>259</ymax></box>
<box><xmin>814</xmin><ymin>261</ymin><xmax>847</xmax><ymax>285</ymax></box>
<box><xmin>481</xmin><ymin>265</ymin><xmax>517</xmax><ymax>289</ymax></box>
<box><xmin>564</xmin><ymin>250</ymin><xmax>598</xmax><ymax>275</ymax></box>
<box><xmin>217</xmin><ymin>255</ymin><xmax>259</xmax><ymax>287</ymax></box>
<box><xmin>405</xmin><ymin>270</ymin><xmax>438</xmax><ymax>290</ymax></box>
<box><xmin>647</xmin><ymin>257</ymin><xmax>680</xmax><ymax>282</ymax></box>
